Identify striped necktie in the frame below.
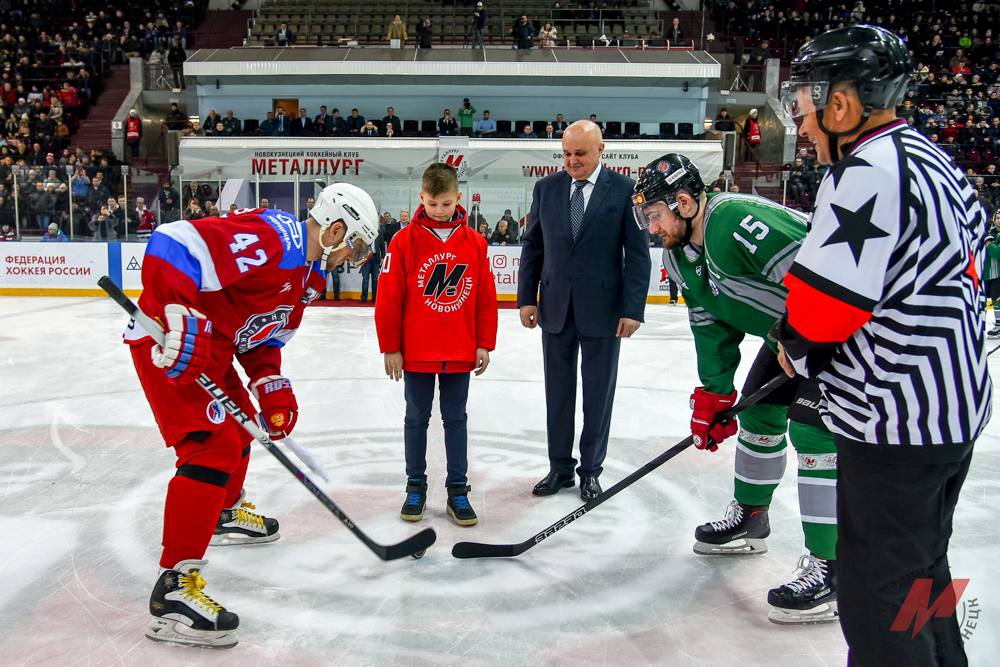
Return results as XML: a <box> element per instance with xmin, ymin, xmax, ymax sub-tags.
<box><xmin>570</xmin><ymin>180</ymin><xmax>587</xmax><ymax>241</ymax></box>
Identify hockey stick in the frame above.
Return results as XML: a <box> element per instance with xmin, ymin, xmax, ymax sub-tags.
<box><xmin>98</xmin><ymin>276</ymin><xmax>435</xmax><ymax>561</ymax></box>
<box><xmin>452</xmin><ymin>373</ymin><xmax>791</xmax><ymax>559</ymax></box>
<box><xmin>989</xmin><ymin>341</ymin><xmax>1000</xmax><ymax>357</ymax></box>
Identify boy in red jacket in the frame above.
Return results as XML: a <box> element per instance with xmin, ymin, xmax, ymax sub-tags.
<box><xmin>375</xmin><ymin>163</ymin><xmax>498</xmax><ymax>526</ymax></box>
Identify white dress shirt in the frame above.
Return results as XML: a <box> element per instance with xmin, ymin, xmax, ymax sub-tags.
<box><xmin>568</xmin><ymin>161</ymin><xmax>602</xmax><ymax>212</ymax></box>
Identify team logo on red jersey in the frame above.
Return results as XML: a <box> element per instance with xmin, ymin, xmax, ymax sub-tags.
<box><xmin>206</xmin><ymin>400</ymin><xmax>226</xmax><ymax>424</ymax></box>
<box><xmin>235</xmin><ymin>306</ymin><xmax>294</xmax><ymax>353</ymax></box>
<box><xmin>417</xmin><ymin>253</ymin><xmax>472</xmax><ymax>313</ymax></box>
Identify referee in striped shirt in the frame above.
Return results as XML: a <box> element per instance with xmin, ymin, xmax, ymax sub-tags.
<box><xmin>775</xmin><ymin>26</ymin><xmax>991</xmax><ymax>667</ymax></box>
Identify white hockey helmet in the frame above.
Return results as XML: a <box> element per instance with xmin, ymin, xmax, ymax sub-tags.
<box><xmin>309</xmin><ymin>182</ymin><xmax>379</xmax><ymax>267</ymax></box>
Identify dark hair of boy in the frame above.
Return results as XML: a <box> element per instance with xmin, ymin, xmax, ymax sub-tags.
<box><xmin>422</xmin><ymin>163</ymin><xmax>459</xmax><ymax>196</ymax></box>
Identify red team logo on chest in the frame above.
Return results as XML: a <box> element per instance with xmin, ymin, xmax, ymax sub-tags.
<box><xmin>234</xmin><ymin>306</ymin><xmax>294</xmax><ymax>353</ymax></box>
<box><xmin>417</xmin><ymin>253</ymin><xmax>472</xmax><ymax>313</ymax></box>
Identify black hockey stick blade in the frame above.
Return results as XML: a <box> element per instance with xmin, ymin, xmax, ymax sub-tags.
<box><xmin>98</xmin><ymin>276</ymin><xmax>436</xmax><ymax>562</ymax></box>
<box><xmin>452</xmin><ymin>374</ymin><xmax>791</xmax><ymax>559</ymax></box>
<box><xmin>378</xmin><ymin>527</ymin><xmax>438</xmax><ymax>561</ymax></box>
<box><xmin>989</xmin><ymin>341</ymin><xmax>1000</xmax><ymax>357</ymax></box>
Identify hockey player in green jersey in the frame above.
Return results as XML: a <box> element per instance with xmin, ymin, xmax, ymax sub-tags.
<box><xmin>984</xmin><ymin>235</ymin><xmax>1000</xmax><ymax>338</ymax></box>
<box><xmin>632</xmin><ymin>154</ymin><xmax>838</xmax><ymax>625</ymax></box>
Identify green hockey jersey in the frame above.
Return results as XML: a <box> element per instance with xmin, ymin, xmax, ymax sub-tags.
<box><xmin>984</xmin><ymin>241</ymin><xmax>1000</xmax><ymax>281</ymax></box>
<box><xmin>662</xmin><ymin>192</ymin><xmax>808</xmax><ymax>394</ymax></box>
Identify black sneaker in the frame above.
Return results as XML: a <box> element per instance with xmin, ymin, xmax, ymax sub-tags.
<box><xmin>446</xmin><ymin>484</ymin><xmax>478</xmax><ymax>526</ymax></box>
<box><xmin>400</xmin><ymin>479</ymin><xmax>427</xmax><ymax>522</ymax></box>
<box><xmin>146</xmin><ymin>559</ymin><xmax>239</xmax><ymax>648</ymax></box>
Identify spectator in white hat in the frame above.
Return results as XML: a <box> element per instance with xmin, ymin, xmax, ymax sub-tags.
<box><xmin>125</xmin><ymin>108</ymin><xmax>143</xmax><ymax>158</ymax></box>
<box><xmin>41</xmin><ymin>222</ymin><xmax>68</xmax><ymax>242</ymax></box>
<box><xmin>743</xmin><ymin>108</ymin><xmax>761</xmax><ymax>161</ymax></box>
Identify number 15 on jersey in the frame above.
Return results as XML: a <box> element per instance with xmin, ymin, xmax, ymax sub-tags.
<box><xmin>733</xmin><ymin>214</ymin><xmax>770</xmax><ymax>254</ymax></box>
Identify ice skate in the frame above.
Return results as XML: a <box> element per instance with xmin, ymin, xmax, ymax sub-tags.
<box><xmin>988</xmin><ymin>325</ymin><xmax>1000</xmax><ymax>340</ymax></box>
<box><xmin>767</xmin><ymin>554</ymin><xmax>839</xmax><ymax>625</ymax></box>
<box><xmin>145</xmin><ymin>559</ymin><xmax>239</xmax><ymax>649</ymax></box>
<box><xmin>693</xmin><ymin>499</ymin><xmax>769</xmax><ymax>555</ymax></box>
<box><xmin>210</xmin><ymin>490</ymin><xmax>280</xmax><ymax>546</ymax></box>
<box><xmin>400</xmin><ymin>479</ymin><xmax>428</xmax><ymax>522</ymax></box>
<box><xmin>447</xmin><ymin>484</ymin><xmax>478</xmax><ymax>526</ymax></box>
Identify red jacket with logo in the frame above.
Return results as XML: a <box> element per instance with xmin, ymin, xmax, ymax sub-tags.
<box><xmin>375</xmin><ymin>204</ymin><xmax>498</xmax><ymax>373</ymax></box>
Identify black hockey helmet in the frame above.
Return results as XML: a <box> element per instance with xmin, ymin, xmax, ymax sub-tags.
<box><xmin>632</xmin><ymin>153</ymin><xmax>704</xmax><ymax>229</ymax></box>
<box><xmin>780</xmin><ymin>25</ymin><xmax>912</xmax><ymax>119</ymax></box>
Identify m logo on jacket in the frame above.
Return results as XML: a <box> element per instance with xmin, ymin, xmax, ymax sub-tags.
<box><xmin>417</xmin><ymin>255</ymin><xmax>471</xmax><ymax>311</ymax></box>
<box><xmin>423</xmin><ymin>262</ymin><xmax>469</xmax><ymax>301</ymax></box>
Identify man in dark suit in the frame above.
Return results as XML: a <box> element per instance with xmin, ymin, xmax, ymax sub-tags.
<box><xmin>276</xmin><ymin>22</ymin><xmax>294</xmax><ymax>46</ymax></box>
<box><xmin>314</xmin><ymin>105</ymin><xmax>331</xmax><ymax>136</ymax></box>
<box><xmin>543</xmin><ymin>123</ymin><xmax>556</xmax><ymax>139</ymax></box>
<box><xmin>272</xmin><ymin>108</ymin><xmax>290</xmax><ymax>136</ymax></box>
<box><xmin>329</xmin><ymin>108</ymin><xmax>347</xmax><ymax>137</ymax></box>
<box><xmin>257</xmin><ymin>111</ymin><xmax>275</xmax><ymax>136</ymax></box>
<box><xmin>382</xmin><ymin>107</ymin><xmax>402</xmax><ymax>136</ymax></box>
<box><xmin>518</xmin><ymin>121</ymin><xmax>650</xmax><ymax>501</ymax></box>
<box><xmin>346</xmin><ymin>109</ymin><xmax>365</xmax><ymax>136</ymax></box>
<box><xmin>292</xmin><ymin>107</ymin><xmax>313</xmax><ymax>136</ymax></box>
<box><xmin>552</xmin><ymin>113</ymin><xmax>568</xmax><ymax>138</ymax></box>
<box><xmin>299</xmin><ymin>197</ymin><xmax>315</xmax><ymax>222</ymax></box>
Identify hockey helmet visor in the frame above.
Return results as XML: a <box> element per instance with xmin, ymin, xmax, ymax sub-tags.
<box><xmin>780</xmin><ymin>80</ymin><xmax>832</xmax><ymax>119</ymax></box>
<box><xmin>342</xmin><ymin>229</ymin><xmax>374</xmax><ymax>267</ymax></box>
<box><xmin>632</xmin><ymin>191</ymin><xmax>681</xmax><ymax>231</ymax></box>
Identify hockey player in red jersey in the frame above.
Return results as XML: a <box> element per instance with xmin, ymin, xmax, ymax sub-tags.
<box><xmin>375</xmin><ymin>163</ymin><xmax>498</xmax><ymax>526</ymax></box>
<box><xmin>125</xmin><ymin>183</ymin><xmax>378</xmax><ymax>648</ymax></box>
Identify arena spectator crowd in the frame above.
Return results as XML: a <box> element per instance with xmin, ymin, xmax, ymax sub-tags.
<box><xmin>0</xmin><ymin>0</ymin><xmax>205</xmax><ymax>240</ymax></box>
<box><xmin>180</xmin><ymin>101</ymin><xmax>622</xmax><ymax>140</ymax></box>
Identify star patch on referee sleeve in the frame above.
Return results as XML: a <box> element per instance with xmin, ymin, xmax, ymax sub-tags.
<box><xmin>823</xmin><ymin>195</ymin><xmax>890</xmax><ymax>264</ymax></box>
<box><xmin>966</xmin><ymin>249</ymin><xmax>979</xmax><ymax>291</ymax></box>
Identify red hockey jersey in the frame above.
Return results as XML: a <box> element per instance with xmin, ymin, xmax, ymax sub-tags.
<box><xmin>375</xmin><ymin>207</ymin><xmax>498</xmax><ymax>373</ymax></box>
<box><xmin>124</xmin><ymin>208</ymin><xmax>326</xmax><ymax>376</ymax></box>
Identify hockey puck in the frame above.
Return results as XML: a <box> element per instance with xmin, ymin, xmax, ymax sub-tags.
<box><xmin>411</xmin><ymin>549</ymin><xmax>425</xmax><ymax>559</ymax></box>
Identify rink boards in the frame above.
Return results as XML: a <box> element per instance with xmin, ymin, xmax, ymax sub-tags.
<box><xmin>0</xmin><ymin>242</ymin><xmax>680</xmax><ymax>302</ymax></box>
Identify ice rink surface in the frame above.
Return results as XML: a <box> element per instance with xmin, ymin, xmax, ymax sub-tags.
<box><xmin>1</xmin><ymin>297</ymin><xmax>998</xmax><ymax>667</ymax></box>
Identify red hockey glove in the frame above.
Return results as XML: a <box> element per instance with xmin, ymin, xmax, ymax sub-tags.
<box><xmin>251</xmin><ymin>375</ymin><xmax>298</xmax><ymax>439</ymax></box>
<box><xmin>150</xmin><ymin>304</ymin><xmax>212</xmax><ymax>385</ymax></box>
<box><xmin>690</xmin><ymin>387</ymin><xmax>738</xmax><ymax>452</ymax></box>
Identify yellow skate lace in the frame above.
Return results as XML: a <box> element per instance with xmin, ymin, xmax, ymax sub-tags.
<box><xmin>233</xmin><ymin>500</ymin><xmax>266</xmax><ymax>531</ymax></box>
<box><xmin>178</xmin><ymin>571</ymin><xmax>223</xmax><ymax>615</ymax></box>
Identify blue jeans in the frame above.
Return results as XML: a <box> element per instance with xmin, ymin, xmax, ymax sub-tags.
<box><xmin>360</xmin><ymin>259</ymin><xmax>378</xmax><ymax>302</ymax></box>
<box><xmin>403</xmin><ymin>371</ymin><xmax>470</xmax><ymax>486</ymax></box>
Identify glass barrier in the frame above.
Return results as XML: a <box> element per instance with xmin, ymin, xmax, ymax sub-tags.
<box><xmin>1</xmin><ymin>139</ymin><xmax>723</xmax><ymax>248</ymax></box>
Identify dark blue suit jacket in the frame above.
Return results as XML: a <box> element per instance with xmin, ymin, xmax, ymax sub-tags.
<box><xmin>517</xmin><ymin>167</ymin><xmax>650</xmax><ymax>337</ymax></box>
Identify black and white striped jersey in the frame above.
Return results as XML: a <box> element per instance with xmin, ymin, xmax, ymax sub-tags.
<box><xmin>781</xmin><ymin>120</ymin><xmax>992</xmax><ymax>447</ymax></box>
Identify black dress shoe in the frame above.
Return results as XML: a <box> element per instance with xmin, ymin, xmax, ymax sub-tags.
<box><xmin>579</xmin><ymin>476</ymin><xmax>602</xmax><ymax>501</ymax></box>
<box><xmin>533</xmin><ymin>471</ymin><xmax>575</xmax><ymax>496</ymax></box>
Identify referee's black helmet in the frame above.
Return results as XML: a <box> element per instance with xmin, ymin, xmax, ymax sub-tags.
<box><xmin>780</xmin><ymin>25</ymin><xmax>913</xmax><ymax>119</ymax></box>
